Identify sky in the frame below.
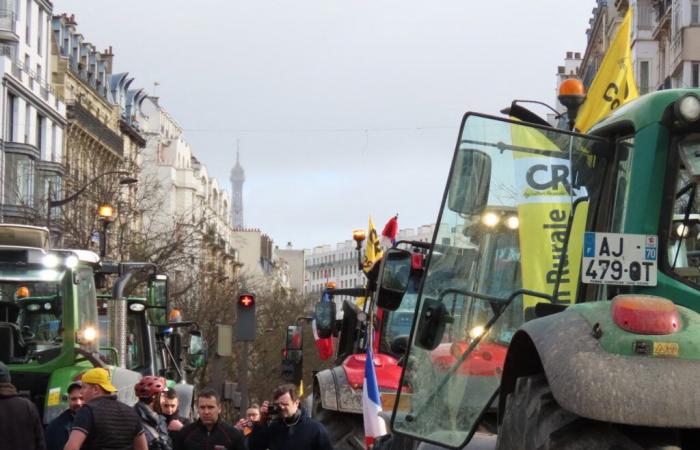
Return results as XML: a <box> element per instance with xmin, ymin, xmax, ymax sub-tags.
<box><xmin>55</xmin><ymin>0</ymin><xmax>597</xmax><ymax>250</ymax></box>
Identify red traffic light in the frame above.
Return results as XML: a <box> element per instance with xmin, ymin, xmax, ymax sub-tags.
<box><xmin>238</xmin><ymin>294</ymin><xmax>255</xmax><ymax>308</ymax></box>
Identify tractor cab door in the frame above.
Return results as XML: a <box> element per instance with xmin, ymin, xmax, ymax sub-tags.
<box><xmin>390</xmin><ymin>113</ymin><xmax>610</xmax><ymax>448</ymax></box>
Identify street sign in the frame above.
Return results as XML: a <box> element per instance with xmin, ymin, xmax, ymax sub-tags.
<box><xmin>216</xmin><ymin>324</ymin><xmax>232</xmax><ymax>356</ymax></box>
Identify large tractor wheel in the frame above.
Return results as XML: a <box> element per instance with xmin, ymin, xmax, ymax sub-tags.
<box><xmin>496</xmin><ymin>374</ymin><xmax>643</xmax><ymax>450</ymax></box>
<box><xmin>312</xmin><ymin>387</ymin><xmax>365</xmax><ymax>450</ymax></box>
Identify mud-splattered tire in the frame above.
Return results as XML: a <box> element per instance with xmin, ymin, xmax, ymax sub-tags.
<box><xmin>496</xmin><ymin>374</ymin><xmax>643</xmax><ymax>450</ymax></box>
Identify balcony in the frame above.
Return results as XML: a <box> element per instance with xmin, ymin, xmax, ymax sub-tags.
<box><xmin>0</xmin><ymin>10</ymin><xmax>18</xmax><ymax>44</ymax></box>
<box><xmin>652</xmin><ymin>0</ymin><xmax>672</xmax><ymax>40</ymax></box>
<box><xmin>66</xmin><ymin>102</ymin><xmax>124</xmax><ymax>157</ymax></box>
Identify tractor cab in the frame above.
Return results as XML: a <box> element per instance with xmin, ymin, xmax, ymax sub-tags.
<box><xmin>389</xmin><ymin>91</ymin><xmax>700</xmax><ymax>449</ymax></box>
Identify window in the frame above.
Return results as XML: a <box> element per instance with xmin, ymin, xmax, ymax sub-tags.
<box><xmin>3</xmin><ymin>152</ymin><xmax>34</xmax><ymax>205</ymax></box>
<box><xmin>24</xmin><ymin>0</ymin><xmax>30</xmax><ymax>46</ymax></box>
<box><xmin>24</xmin><ymin>102</ymin><xmax>30</xmax><ymax>143</ymax></box>
<box><xmin>693</xmin><ymin>63</ymin><xmax>700</xmax><ymax>88</ymax></box>
<box><xmin>6</xmin><ymin>93</ymin><xmax>15</xmax><ymax>141</ymax></box>
<box><xmin>37</xmin><ymin>9</ymin><xmax>42</xmax><ymax>55</ymax></box>
<box><xmin>50</xmin><ymin>123</ymin><xmax>56</xmax><ymax>161</ymax></box>
<box><xmin>639</xmin><ymin>60</ymin><xmax>650</xmax><ymax>94</ymax></box>
<box><xmin>693</xmin><ymin>2</ymin><xmax>700</xmax><ymax>24</ymax></box>
<box><xmin>36</xmin><ymin>113</ymin><xmax>44</xmax><ymax>155</ymax></box>
<box><xmin>77</xmin><ymin>268</ymin><xmax>98</xmax><ymax>351</ymax></box>
<box><xmin>610</xmin><ymin>137</ymin><xmax>635</xmax><ymax>233</ymax></box>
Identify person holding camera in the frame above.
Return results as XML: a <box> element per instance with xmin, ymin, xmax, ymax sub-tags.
<box><xmin>247</xmin><ymin>383</ymin><xmax>332</xmax><ymax>450</ymax></box>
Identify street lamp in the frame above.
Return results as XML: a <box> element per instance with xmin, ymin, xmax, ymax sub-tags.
<box><xmin>97</xmin><ymin>203</ymin><xmax>115</xmax><ymax>257</ymax></box>
<box><xmin>47</xmin><ymin>170</ymin><xmax>137</xmax><ymax>228</ymax></box>
<box><xmin>352</xmin><ymin>229</ymin><xmax>366</xmax><ymax>271</ymax></box>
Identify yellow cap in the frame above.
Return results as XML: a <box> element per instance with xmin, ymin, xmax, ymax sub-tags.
<box><xmin>80</xmin><ymin>368</ymin><xmax>117</xmax><ymax>393</ymax></box>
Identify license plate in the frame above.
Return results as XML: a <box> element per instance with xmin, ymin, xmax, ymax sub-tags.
<box><xmin>581</xmin><ymin>233</ymin><xmax>657</xmax><ymax>286</ymax></box>
<box><xmin>381</xmin><ymin>392</ymin><xmax>411</xmax><ymax>413</ymax></box>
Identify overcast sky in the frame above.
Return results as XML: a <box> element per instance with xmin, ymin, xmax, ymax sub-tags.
<box><xmin>56</xmin><ymin>0</ymin><xmax>596</xmax><ymax>250</ymax></box>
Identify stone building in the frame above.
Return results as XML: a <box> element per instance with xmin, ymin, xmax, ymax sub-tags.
<box><xmin>139</xmin><ymin>96</ymin><xmax>239</xmax><ymax>284</ymax></box>
<box><xmin>50</xmin><ymin>14</ymin><xmax>145</xmax><ymax>254</ymax></box>
<box><xmin>578</xmin><ymin>0</ymin><xmax>700</xmax><ymax>97</ymax></box>
<box><xmin>0</xmin><ymin>0</ymin><xmax>65</xmax><ymax>224</ymax></box>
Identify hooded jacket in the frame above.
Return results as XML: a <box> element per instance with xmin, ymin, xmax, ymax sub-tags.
<box><xmin>0</xmin><ymin>383</ymin><xmax>46</xmax><ymax>450</ymax></box>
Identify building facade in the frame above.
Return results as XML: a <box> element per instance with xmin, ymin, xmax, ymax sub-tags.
<box><xmin>0</xmin><ymin>0</ymin><xmax>65</xmax><ymax>224</ymax></box>
<box><xmin>139</xmin><ymin>96</ymin><xmax>238</xmax><ymax>284</ymax></box>
<box><xmin>50</xmin><ymin>14</ymin><xmax>144</xmax><ymax>254</ymax></box>
<box><xmin>275</xmin><ymin>244</ymin><xmax>305</xmax><ymax>294</ymax></box>
<box><xmin>578</xmin><ymin>0</ymin><xmax>700</xmax><ymax>99</ymax></box>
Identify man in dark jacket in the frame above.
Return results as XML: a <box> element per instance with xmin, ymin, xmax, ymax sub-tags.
<box><xmin>173</xmin><ymin>388</ymin><xmax>245</xmax><ymax>450</ymax></box>
<box><xmin>161</xmin><ymin>388</ymin><xmax>190</xmax><ymax>436</ymax></box>
<box><xmin>64</xmin><ymin>367</ymin><xmax>147</xmax><ymax>450</ymax></box>
<box><xmin>45</xmin><ymin>382</ymin><xmax>83</xmax><ymax>450</ymax></box>
<box><xmin>0</xmin><ymin>361</ymin><xmax>46</xmax><ymax>450</ymax></box>
<box><xmin>248</xmin><ymin>383</ymin><xmax>333</xmax><ymax>450</ymax></box>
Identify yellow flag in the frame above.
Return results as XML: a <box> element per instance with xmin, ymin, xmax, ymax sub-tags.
<box><xmin>511</xmin><ymin>123</ymin><xmax>585</xmax><ymax>308</ymax></box>
<box><xmin>575</xmin><ymin>7</ymin><xmax>638</xmax><ymax>132</ymax></box>
<box><xmin>363</xmin><ymin>216</ymin><xmax>383</xmax><ymax>273</ymax></box>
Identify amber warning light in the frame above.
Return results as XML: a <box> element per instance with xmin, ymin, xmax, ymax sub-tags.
<box><xmin>238</xmin><ymin>294</ymin><xmax>255</xmax><ymax>308</ymax></box>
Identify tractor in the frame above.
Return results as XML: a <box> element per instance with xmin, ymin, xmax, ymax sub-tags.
<box><xmin>382</xmin><ymin>89</ymin><xmax>700</xmax><ymax>449</ymax></box>
<box><xmin>304</xmin><ymin>240</ymin><xmax>429</xmax><ymax>450</ymax></box>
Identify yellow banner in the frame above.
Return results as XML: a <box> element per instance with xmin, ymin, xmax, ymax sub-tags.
<box><xmin>363</xmin><ymin>216</ymin><xmax>383</xmax><ymax>273</ymax></box>
<box><xmin>575</xmin><ymin>7</ymin><xmax>638</xmax><ymax>132</ymax></box>
<box><xmin>511</xmin><ymin>124</ymin><xmax>585</xmax><ymax>308</ymax></box>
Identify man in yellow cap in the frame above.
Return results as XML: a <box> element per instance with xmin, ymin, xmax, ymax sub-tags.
<box><xmin>64</xmin><ymin>368</ymin><xmax>147</xmax><ymax>450</ymax></box>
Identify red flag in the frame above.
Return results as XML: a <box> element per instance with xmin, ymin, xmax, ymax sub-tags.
<box><xmin>381</xmin><ymin>214</ymin><xmax>399</xmax><ymax>247</ymax></box>
<box><xmin>312</xmin><ymin>319</ymin><xmax>334</xmax><ymax>360</ymax></box>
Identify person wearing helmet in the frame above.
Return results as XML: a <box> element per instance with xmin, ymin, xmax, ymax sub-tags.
<box><xmin>134</xmin><ymin>376</ymin><xmax>173</xmax><ymax>450</ymax></box>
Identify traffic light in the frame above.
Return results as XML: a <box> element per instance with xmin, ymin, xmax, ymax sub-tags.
<box><xmin>236</xmin><ymin>293</ymin><xmax>256</xmax><ymax>341</ymax></box>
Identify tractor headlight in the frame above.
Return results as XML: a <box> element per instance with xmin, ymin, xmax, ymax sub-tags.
<box><xmin>675</xmin><ymin>94</ymin><xmax>700</xmax><ymax>123</ymax></box>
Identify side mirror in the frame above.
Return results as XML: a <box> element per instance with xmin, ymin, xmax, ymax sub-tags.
<box><xmin>187</xmin><ymin>331</ymin><xmax>207</xmax><ymax>368</ymax></box>
<box><xmin>314</xmin><ymin>301</ymin><xmax>336</xmax><ymax>339</ymax></box>
<box><xmin>377</xmin><ymin>248</ymin><xmax>412</xmax><ymax>311</ymax></box>
<box><xmin>390</xmin><ymin>335</ymin><xmax>409</xmax><ymax>356</ymax></box>
<box><xmin>286</xmin><ymin>325</ymin><xmax>303</xmax><ymax>351</ymax></box>
<box><xmin>448</xmin><ymin>149</ymin><xmax>491</xmax><ymax>215</ymax></box>
<box><xmin>147</xmin><ymin>274</ymin><xmax>168</xmax><ymax>326</ymax></box>
<box><xmin>415</xmin><ymin>298</ymin><xmax>449</xmax><ymax>350</ymax></box>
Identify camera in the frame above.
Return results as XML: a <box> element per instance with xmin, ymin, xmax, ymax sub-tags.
<box><xmin>267</xmin><ymin>403</ymin><xmax>282</xmax><ymax>420</ymax></box>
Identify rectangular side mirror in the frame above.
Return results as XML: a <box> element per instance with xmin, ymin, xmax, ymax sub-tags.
<box><xmin>377</xmin><ymin>248</ymin><xmax>413</xmax><ymax>311</ymax></box>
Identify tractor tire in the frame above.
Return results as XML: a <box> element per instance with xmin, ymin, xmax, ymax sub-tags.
<box><xmin>312</xmin><ymin>390</ymin><xmax>365</xmax><ymax>450</ymax></box>
<box><xmin>496</xmin><ymin>374</ymin><xmax>643</xmax><ymax>450</ymax></box>
<box><xmin>315</xmin><ymin>406</ymin><xmax>365</xmax><ymax>450</ymax></box>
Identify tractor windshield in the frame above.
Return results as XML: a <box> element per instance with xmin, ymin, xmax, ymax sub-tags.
<box><xmin>391</xmin><ymin>114</ymin><xmax>609</xmax><ymax>447</ymax></box>
<box><xmin>0</xmin><ymin>268</ymin><xmax>65</xmax><ymax>364</ymax></box>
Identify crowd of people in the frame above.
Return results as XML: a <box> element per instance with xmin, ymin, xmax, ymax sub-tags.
<box><xmin>0</xmin><ymin>361</ymin><xmax>333</xmax><ymax>450</ymax></box>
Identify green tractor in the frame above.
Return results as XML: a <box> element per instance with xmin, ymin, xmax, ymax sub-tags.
<box><xmin>0</xmin><ymin>225</ymin><xmax>166</xmax><ymax>423</ymax></box>
<box><xmin>95</xmin><ymin>262</ymin><xmax>206</xmax><ymax>419</ymax></box>
<box><xmin>382</xmin><ymin>90</ymin><xmax>700</xmax><ymax>449</ymax></box>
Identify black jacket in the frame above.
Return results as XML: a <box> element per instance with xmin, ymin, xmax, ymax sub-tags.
<box><xmin>0</xmin><ymin>383</ymin><xmax>46</xmax><ymax>450</ymax></box>
<box><xmin>247</xmin><ymin>409</ymin><xmax>333</xmax><ymax>450</ymax></box>
<box><xmin>45</xmin><ymin>408</ymin><xmax>75</xmax><ymax>450</ymax></box>
<box><xmin>173</xmin><ymin>419</ymin><xmax>246</xmax><ymax>450</ymax></box>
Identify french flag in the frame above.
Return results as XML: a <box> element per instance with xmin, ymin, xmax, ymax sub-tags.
<box><xmin>362</xmin><ymin>346</ymin><xmax>387</xmax><ymax>448</ymax></box>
